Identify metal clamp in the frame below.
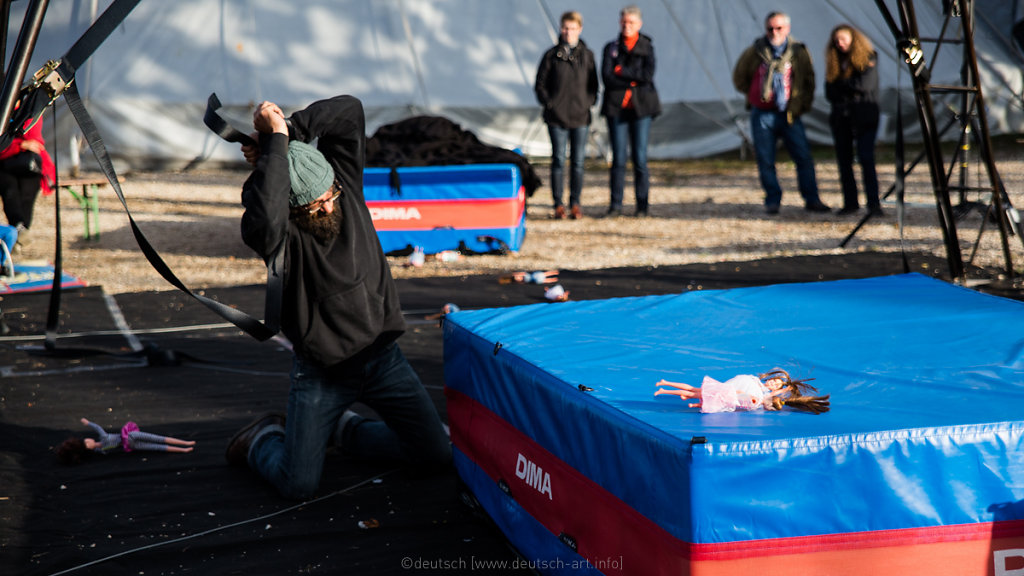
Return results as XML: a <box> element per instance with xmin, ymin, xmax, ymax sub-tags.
<box><xmin>30</xmin><ymin>60</ymin><xmax>70</xmax><ymax>100</ymax></box>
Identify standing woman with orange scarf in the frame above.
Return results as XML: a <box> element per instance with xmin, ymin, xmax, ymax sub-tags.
<box><xmin>0</xmin><ymin>115</ymin><xmax>56</xmax><ymax>247</ymax></box>
<box><xmin>825</xmin><ymin>24</ymin><xmax>881</xmax><ymax>217</ymax></box>
<box><xmin>600</xmin><ymin>4</ymin><xmax>660</xmax><ymax>218</ymax></box>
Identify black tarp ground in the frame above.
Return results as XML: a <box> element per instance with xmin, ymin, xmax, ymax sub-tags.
<box><xmin>1</xmin><ymin>252</ymin><xmax>1020</xmax><ymax>576</ymax></box>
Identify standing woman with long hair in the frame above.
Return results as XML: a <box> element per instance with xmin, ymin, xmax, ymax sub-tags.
<box><xmin>825</xmin><ymin>24</ymin><xmax>882</xmax><ymax>217</ymax></box>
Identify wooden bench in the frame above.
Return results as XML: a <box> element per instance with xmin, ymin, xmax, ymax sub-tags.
<box><xmin>59</xmin><ymin>176</ymin><xmax>108</xmax><ymax>240</ymax></box>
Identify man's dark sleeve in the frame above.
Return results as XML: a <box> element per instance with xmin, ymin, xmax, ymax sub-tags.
<box><xmin>601</xmin><ymin>42</ymin><xmax>628</xmax><ymax>90</ymax></box>
<box><xmin>535</xmin><ymin>49</ymin><xmax>552</xmax><ymax>106</ymax></box>
<box><xmin>614</xmin><ymin>39</ymin><xmax>656</xmax><ymax>85</ymax></box>
<box><xmin>800</xmin><ymin>46</ymin><xmax>816</xmax><ymax>105</ymax></box>
<box><xmin>240</xmin><ymin>132</ymin><xmax>290</xmax><ymax>260</ymax></box>
<box><xmin>733</xmin><ymin>46</ymin><xmax>755</xmax><ymax>94</ymax></box>
<box><xmin>587</xmin><ymin>50</ymin><xmax>599</xmax><ymax>105</ymax></box>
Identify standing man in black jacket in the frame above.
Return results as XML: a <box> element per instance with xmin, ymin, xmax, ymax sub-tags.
<box><xmin>225</xmin><ymin>96</ymin><xmax>451</xmax><ymax>500</ymax></box>
<box><xmin>600</xmin><ymin>4</ymin><xmax>661</xmax><ymax>218</ymax></box>
<box><xmin>535</xmin><ymin>10</ymin><xmax>599</xmax><ymax>220</ymax></box>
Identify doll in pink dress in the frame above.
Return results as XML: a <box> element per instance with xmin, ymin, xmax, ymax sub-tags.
<box><xmin>654</xmin><ymin>368</ymin><xmax>830</xmax><ymax>414</ymax></box>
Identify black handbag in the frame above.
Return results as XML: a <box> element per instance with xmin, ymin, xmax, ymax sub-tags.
<box><xmin>0</xmin><ymin>151</ymin><xmax>42</xmax><ymax>177</ymax></box>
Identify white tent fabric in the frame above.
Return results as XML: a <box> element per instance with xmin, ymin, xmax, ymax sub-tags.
<box><xmin>6</xmin><ymin>0</ymin><xmax>1024</xmax><ymax>171</ymax></box>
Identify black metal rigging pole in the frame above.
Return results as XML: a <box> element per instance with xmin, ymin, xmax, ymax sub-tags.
<box><xmin>0</xmin><ymin>0</ymin><xmax>13</xmax><ymax>76</ymax></box>
<box><xmin>876</xmin><ymin>0</ymin><xmax>964</xmax><ymax>280</ymax></box>
<box><xmin>950</xmin><ymin>1</ymin><xmax>1019</xmax><ymax>273</ymax></box>
<box><xmin>0</xmin><ymin>0</ymin><xmax>49</xmax><ymax>138</ymax></box>
<box><xmin>872</xmin><ymin>0</ymin><xmax>1020</xmax><ymax>281</ymax></box>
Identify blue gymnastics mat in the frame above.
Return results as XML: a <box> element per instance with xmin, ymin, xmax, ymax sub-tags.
<box><xmin>443</xmin><ymin>273</ymin><xmax>1024</xmax><ymax>575</ymax></box>
<box><xmin>364</xmin><ymin>164</ymin><xmax>525</xmax><ymax>255</ymax></box>
<box><xmin>0</xmin><ymin>261</ymin><xmax>86</xmax><ymax>294</ymax></box>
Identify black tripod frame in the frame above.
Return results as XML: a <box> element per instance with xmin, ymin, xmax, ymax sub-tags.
<box><xmin>864</xmin><ymin>0</ymin><xmax>1021</xmax><ymax>281</ymax></box>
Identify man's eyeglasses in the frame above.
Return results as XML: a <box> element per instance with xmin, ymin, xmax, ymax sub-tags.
<box><xmin>766</xmin><ymin>25</ymin><xmax>787</xmax><ymax>31</ymax></box>
<box><xmin>297</xmin><ymin>188</ymin><xmax>342</xmax><ymax>215</ymax></box>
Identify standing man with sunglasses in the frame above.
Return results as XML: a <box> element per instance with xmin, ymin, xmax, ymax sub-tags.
<box><xmin>225</xmin><ymin>96</ymin><xmax>451</xmax><ymax>500</ymax></box>
<box><xmin>733</xmin><ymin>11</ymin><xmax>829</xmax><ymax>216</ymax></box>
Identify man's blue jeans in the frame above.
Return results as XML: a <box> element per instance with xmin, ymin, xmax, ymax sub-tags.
<box><xmin>548</xmin><ymin>123</ymin><xmax>589</xmax><ymax>208</ymax></box>
<box><xmin>750</xmin><ymin>108</ymin><xmax>821</xmax><ymax>208</ymax></box>
<box><xmin>606</xmin><ymin>113</ymin><xmax>652</xmax><ymax>212</ymax></box>
<box><xmin>248</xmin><ymin>342</ymin><xmax>451</xmax><ymax>500</ymax></box>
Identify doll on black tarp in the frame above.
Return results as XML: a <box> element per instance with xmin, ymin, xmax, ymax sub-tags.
<box><xmin>56</xmin><ymin>418</ymin><xmax>196</xmax><ymax>465</ymax></box>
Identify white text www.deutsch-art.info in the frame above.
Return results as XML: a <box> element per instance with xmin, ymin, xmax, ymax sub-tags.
<box><xmin>400</xmin><ymin>555</ymin><xmax>624</xmax><ymax>572</ymax></box>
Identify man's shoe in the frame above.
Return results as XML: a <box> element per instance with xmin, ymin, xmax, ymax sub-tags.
<box><xmin>604</xmin><ymin>207</ymin><xmax>622</xmax><ymax>219</ymax></box>
<box><xmin>331</xmin><ymin>410</ymin><xmax>362</xmax><ymax>448</ymax></box>
<box><xmin>868</xmin><ymin>206</ymin><xmax>885</xmax><ymax>217</ymax></box>
<box><xmin>225</xmin><ymin>413</ymin><xmax>285</xmax><ymax>467</ymax></box>
<box><xmin>570</xmin><ymin>204</ymin><xmax>582</xmax><ymax>220</ymax></box>
<box><xmin>765</xmin><ymin>204</ymin><xmax>780</xmax><ymax>215</ymax></box>
<box><xmin>836</xmin><ymin>206</ymin><xmax>859</xmax><ymax>216</ymax></box>
<box><xmin>553</xmin><ymin>205</ymin><xmax>567</xmax><ymax>220</ymax></box>
<box><xmin>805</xmin><ymin>201</ymin><xmax>831</xmax><ymax>213</ymax></box>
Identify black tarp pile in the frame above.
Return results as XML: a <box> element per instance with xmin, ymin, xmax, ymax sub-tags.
<box><xmin>366</xmin><ymin>115</ymin><xmax>543</xmax><ymax>198</ymax></box>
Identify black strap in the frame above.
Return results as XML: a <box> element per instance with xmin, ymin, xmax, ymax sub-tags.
<box><xmin>44</xmin><ymin>108</ymin><xmax>63</xmax><ymax>350</ymax></box>
<box><xmin>203</xmin><ymin>93</ymin><xmax>257</xmax><ymax>147</ymax></box>
<box><xmin>65</xmin><ymin>83</ymin><xmax>282</xmax><ymax>341</ymax></box>
<box><xmin>58</xmin><ymin>0</ymin><xmax>141</xmax><ymax>75</ymax></box>
<box><xmin>389</xmin><ymin>166</ymin><xmax>402</xmax><ymax>197</ymax></box>
<box><xmin>203</xmin><ymin>93</ymin><xmax>286</xmax><ymax>332</ymax></box>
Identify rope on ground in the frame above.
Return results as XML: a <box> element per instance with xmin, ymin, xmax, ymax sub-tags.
<box><xmin>0</xmin><ymin>322</ymin><xmax>242</xmax><ymax>343</ymax></box>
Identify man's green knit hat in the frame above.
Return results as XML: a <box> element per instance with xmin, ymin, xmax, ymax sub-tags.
<box><xmin>287</xmin><ymin>141</ymin><xmax>334</xmax><ymax>207</ymax></box>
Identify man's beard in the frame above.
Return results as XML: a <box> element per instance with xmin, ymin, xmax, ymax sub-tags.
<box><xmin>293</xmin><ymin>204</ymin><xmax>342</xmax><ymax>242</ymax></box>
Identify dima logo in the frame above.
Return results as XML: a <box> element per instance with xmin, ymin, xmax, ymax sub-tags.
<box><xmin>515</xmin><ymin>453</ymin><xmax>552</xmax><ymax>500</ymax></box>
<box><xmin>369</xmin><ymin>207</ymin><xmax>422</xmax><ymax>221</ymax></box>
<box><xmin>994</xmin><ymin>549</ymin><xmax>1024</xmax><ymax>576</ymax></box>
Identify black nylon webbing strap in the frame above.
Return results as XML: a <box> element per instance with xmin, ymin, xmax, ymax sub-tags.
<box><xmin>44</xmin><ymin>109</ymin><xmax>63</xmax><ymax>350</ymax></box>
<box><xmin>202</xmin><ymin>92</ymin><xmax>285</xmax><ymax>334</ymax></box>
<box><xmin>57</xmin><ymin>0</ymin><xmax>141</xmax><ymax>75</ymax></box>
<box><xmin>64</xmin><ymin>82</ymin><xmax>282</xmax><ymax>341</ymax></box>
<box><xmin>203</xmin><ymin>93</ymin><xmax>257</xmax><ymax>148</ymax></box>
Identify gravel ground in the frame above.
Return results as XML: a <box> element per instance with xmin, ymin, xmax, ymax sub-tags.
<box><xmin>10</xmin><ymin>153</ymin><xmax>1024</xmax><ymax>295</ymax></box>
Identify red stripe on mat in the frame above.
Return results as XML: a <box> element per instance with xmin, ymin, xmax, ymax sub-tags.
<box><xmin>367</xmin><ymin>192</ymin><xmax>524</xmax><ymax>231</ymax></box>
<box><xmin>690</xmin><ymin>521</ymin><xmax>1024</xmax><ymax>560</ymax></box>
<box><xmin>447</xmin><ymin>387</ymin><xmax>689</xmax><ymax>575</ymax></box>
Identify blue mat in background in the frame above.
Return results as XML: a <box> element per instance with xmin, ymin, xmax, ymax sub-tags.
<box><xmin>0</xmin><ymin>261</ymin><xmax>87</xmax><ymax>294</ymax></box>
